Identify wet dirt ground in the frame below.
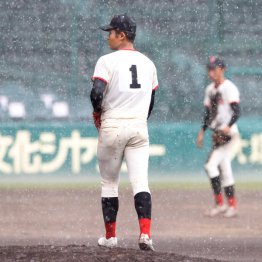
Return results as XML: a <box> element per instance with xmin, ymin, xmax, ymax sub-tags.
<box><xmin>0</xmin><ymin>186</ymin><xmax>261</xmax><ymax>261</ymax></box>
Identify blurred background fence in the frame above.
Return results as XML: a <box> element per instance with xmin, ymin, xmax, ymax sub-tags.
<box><xmin>1</xmin><ymin>0</ymin><xmax>262</xmax><ymax>122</ymax></box>
<box><xmin>0</xmin><ymin>0</ymin><xmax>262</xmax><ymax>177</ymax></box>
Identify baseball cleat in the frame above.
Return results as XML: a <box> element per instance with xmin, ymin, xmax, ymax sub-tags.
<box><xmin>224</xmin><ymin>207</ymin><xmax>238</xmax><ymax>218</ymax></box>
<box><xmin>138</xmin><ymin>233</ymin><xmax>155</xmax><ymax>251</ymax></box>
<box><xmin>98</xmin><ymin>237</ymin><xmax>117</xmax><ymax>248</ymax></box>
<box><xmin>205</xmin><ymin>204</ymin><xmax>227</xmax><ymax>217</ymax></box>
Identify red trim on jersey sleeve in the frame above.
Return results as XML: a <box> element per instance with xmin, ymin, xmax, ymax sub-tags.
<box><xmin>153</xmin><ymin>85</ymin><xmax>159</xmax><ymax>91</ymax></box>
<box><xmin>92</xmin><ymin>76</ymin><xmax>108</xmax><ymax>84</ymax></box>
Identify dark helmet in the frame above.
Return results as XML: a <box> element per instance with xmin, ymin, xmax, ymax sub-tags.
<box><xmin>207</xmin><ymin>56</ymin><xmax>226</xmax><ymax>69</ymax></box>
<box><xmin>99</xmin><ymin>14</ymin><xmax>136</xmax><ymax>40</ymax></box>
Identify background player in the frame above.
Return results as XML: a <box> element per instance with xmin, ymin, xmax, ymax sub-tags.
<box><xmin>196</xmin><ymin>56</ymin><xmax>241</xmax><ymax>218</ymax></box>
<box><xmin>90</xmin><ymin>14</ymin><xmax>158</xmax><ymax>250</ymax></box>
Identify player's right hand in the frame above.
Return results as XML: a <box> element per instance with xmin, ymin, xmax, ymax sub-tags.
<box><xmin>93</xmin><ymin>112</ymin><xmax>101</xmax><ymax>131</ymax></box>
<box><xmin>196</xmin><ymin>129</ymin><xmax>204</xmax><ymax>148</ymax></box>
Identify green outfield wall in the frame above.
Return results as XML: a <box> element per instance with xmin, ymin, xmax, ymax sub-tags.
<box><xmin>0</xmin><ymin>118</ymin><xmax>261</xmax><ymax>177</ymax></box>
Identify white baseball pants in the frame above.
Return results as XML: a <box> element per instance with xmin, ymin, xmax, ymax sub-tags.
<box><xmin>97</xmin><ymin>119</ymin><xmax>150</xmax><ymax>197</ymax></box>
<box><xmin>205</xmin><ymin>134</ymin><xmax>240</xmax><ymax>187</ymax></box>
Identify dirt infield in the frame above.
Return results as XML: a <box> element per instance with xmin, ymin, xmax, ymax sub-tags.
<box><xmin>0</xmin><ymin>185</ymin><xmax>261</xmax><ymax>261</ymax></box>
<box><xmin>0</xmin><ymin>245</ymin><xmax>222</xmax><ymax>262</ymax></box>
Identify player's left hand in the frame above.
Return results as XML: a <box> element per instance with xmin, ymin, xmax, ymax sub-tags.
<box><xmin>222</xmin><ymin>125</ymin><xmax>230</xmax><ymax>135</ymax></box>
<box><xmin>93</xmin><ymin>112</ymin><xmax>101</xmax><ymax>131</ymax></box>
<box><xmin>196</xmin><ymin>129</ymin><xmax>204</xmax><ymax>148</ymax></box>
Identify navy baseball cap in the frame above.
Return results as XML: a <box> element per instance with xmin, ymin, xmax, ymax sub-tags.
<box><xmin>99</xmin><ymin>14</ymin><xmax>136</xmax><ymax>35</ymax></box>
<box><xmin>207</xmin><ymin>56</ymin><xmax>226</xmax><ymax>69</ymax></box>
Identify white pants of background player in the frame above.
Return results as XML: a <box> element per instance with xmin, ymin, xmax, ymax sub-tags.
<box><xmin>205</xmin><ymin>134</ymin><xmax>240</xmax><ymax>187</ymax></box>
<box><xmin>97</xmin><ymin>119</ymin><xmax>150</xmax><ymax>197</ymax></box>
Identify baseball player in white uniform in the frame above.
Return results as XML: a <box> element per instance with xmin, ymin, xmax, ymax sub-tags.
<box><xmin>196</xmin><ymin>56</ymin><xmax>241</xmax><ymax>218</ymax></box>
<box><xmin>90</xmin><ymin>14</ymin><xmax>158</xmax><ymax>250</ymax></box>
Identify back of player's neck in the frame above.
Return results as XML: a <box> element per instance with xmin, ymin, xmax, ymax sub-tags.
<box><xmin>117</xmin><ymin>43</ymin><xmax>135</xmax><ymax>51</ymax></box>
<box><xmin>214</xmin><ymin>78</ymin><xmax>225</xmax><ymax>88</ymax></box>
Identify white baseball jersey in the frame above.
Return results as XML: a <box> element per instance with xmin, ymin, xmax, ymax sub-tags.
<box><xmin>204</xmin><ymin>79</ymin><xmax>240</xmax><ymax>134</ymax></box>
<box><xmin>92</xmin><ymin>49</ymin><xmax>158</xmax><ymax>121</ymax></box>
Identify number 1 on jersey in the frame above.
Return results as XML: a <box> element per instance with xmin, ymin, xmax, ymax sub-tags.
<box><xmin>129</xmin><ymin>65</ymin><xmax>141</xmax><ymax>89</ymax></box>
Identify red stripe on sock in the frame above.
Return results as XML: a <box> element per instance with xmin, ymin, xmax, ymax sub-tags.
<box><xmin>214</xmin><ymin>193</ymin><xmax>224</xmax><ymax>206</ymax></box>
<box><xmin>139</xmin><ymin>218</ymin><xmax>151</xmax><ymax>237</ymax></box>
<box><xmin>105</xmin><ymin>222</ymin><xmax>116</xmax><ymax>239</ymax></box>
<box><xmin>228</xmin><ymin>197</ymin><xmax>237</xmax><ymax>208</ymax></box>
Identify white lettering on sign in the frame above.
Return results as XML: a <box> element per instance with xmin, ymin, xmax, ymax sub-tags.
<box><xmin>0</xmin><ymin>130</ymin><xmax>97</xmax><ymax>174</ymax></box>
<box><xmin>231</xmin><ymin>133</ymin><xmax>262</xmax><ymax>165</ymax></box>
<box><xmin>0</xmin><ymin>130</ymin><xmax>166</xmax><ymax>175</ymax></box>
